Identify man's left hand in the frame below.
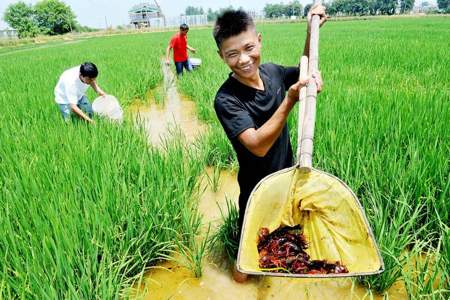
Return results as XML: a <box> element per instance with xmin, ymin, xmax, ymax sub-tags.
<box><xmin>310</xmin><ymin>71</ymin><xmax>323</xmax><ymax>93</ymax></box>
<box><xmin>307</xmin><ymin>4</ymin><xmax>327</xmax><ymax>30</ymax></box>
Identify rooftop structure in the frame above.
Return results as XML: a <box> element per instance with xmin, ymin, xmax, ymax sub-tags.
<box><xmin>129</xmin><ymin>1</ymin><xmax>165</xmax><ymax>28</ymax></box>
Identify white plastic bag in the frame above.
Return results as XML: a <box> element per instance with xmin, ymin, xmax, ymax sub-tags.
<box><xmin>190</xmin><ymin>57</ymin><xmax>201</xmax><ymax>68</ymax></box>
<box><xmin>92</xmin><ymin>95</ymin><xmax>123</xmax><ymax>122</ymax></box>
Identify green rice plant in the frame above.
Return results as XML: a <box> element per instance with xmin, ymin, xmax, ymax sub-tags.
<box><xmin>403</xmin><ymin>238</ymin><xmax>450</xmax><ymax>299</ymax></box>
<box><xmin>209</xmin><ymin>198</ymin><xmax>240</xmax><ymax>263</ymax></box>
<box><xmin>151</xmin><ymin>85</ymin><xmax>166</xmax><ymax>105</ymax></box>
<box><xmin>150</xmin><ymin>127</ymin><xmax>210</xmax><ymax>278</ymax></box>
<box><xmin>198</xmin><ymin>127</ymin><xmax>238</xmax><ymax>170</ymax></box>
<box><xmin>0</xmin><ymin>119</ymin><xmax>205</xmax><ymax>298</ymax></box>
<box><xmin>170</xmin><ymin>226</ymin><xmax>211</xmax><ymax>278</ymax></box>
<box><xmin>441</xmin><ymin>224</ymin><xmax>449</xmax><ymax>278</ymax></box>
<box><xmin>357</xmin><ymin>188</ymin><xmax>427</xmax><ymax>293</ymax></box>
<box><xmin>205</xmin><ymin>164</ymin><xmax>222</xmax><ymax>193</ymax></box>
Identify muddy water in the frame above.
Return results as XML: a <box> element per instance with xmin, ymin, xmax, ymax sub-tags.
<box><xmin>132</xmin><ymin>60</ymin><xmax>206</xmax><ymax>146</ymax></box>
<box><xmin>133</xmin><ymin>169</ymin><xmax>407</xmax><ymax>300</ymax></box>
<box><xmin>131</xmin><ymin>63</ymin><xmax>407</xmax><ymax>299</ymax></box>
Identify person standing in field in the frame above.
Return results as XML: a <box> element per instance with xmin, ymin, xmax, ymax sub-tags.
<box><xmin>213</xmin><ymin>6</ymin><xmax>327</xmax><ymax>282</ymax></box>
<box><xmin>54</xmin><ymin>62</ymin><xmax>106</xmax><ymax>123</ymax></box>
<box><xmin>165</xmin><ymin>23</ymin><xmax>197</xmax><ymax>76</ymax></box>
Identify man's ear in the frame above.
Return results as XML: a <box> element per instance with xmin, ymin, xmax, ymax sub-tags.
<box><xmin>257</xmin><ymin>32</ymin><xmax>262</xmax><ymax>44</ymax></box>
<box><xmin>217</xmin><ymin>49</ymin><xmax>224</xmax><ymax>61</ymax></box>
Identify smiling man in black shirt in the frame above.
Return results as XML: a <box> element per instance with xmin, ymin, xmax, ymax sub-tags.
<box><xmin>213</xmin><ymin>7</ymin><xmax>326</xmax><ymax>282</ymax></box>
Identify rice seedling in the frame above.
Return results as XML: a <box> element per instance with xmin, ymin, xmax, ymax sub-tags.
<box><xmin>171</xmin><ymin>225</ymin><xmax>211</xmax><ymax>278</ymax></box>
<box><xmin>209</xmin><ymin>198</ymin><xmax>240</xmax><ymax>263</ymax></box>
<box><xmin>403</xmin><ymin>238</ymin><xmax>449</xmax><ymax>299</ymax></box>
<box><xmin>205</xmin><ymin>165</ymin><xmax>222</xmax><ymax>193</ymax></box>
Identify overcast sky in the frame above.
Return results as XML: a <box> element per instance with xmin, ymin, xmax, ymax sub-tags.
<box><xmin>1</xmin><ymin>0</ymin><xmax>436</xmax><ymax>29</ymax></box>
<box><xmin>0</xmin><ymin>0</ymin><xmax>316</xmax><ymax>29</ymax></box>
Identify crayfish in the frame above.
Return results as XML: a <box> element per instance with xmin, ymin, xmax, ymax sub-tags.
<box><xmin>257</xmin><ymin>225</ymin><xmax>348</xmax><ymax>274</ymax></box>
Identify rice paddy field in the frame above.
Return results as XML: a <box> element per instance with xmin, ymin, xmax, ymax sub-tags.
<box><xmin>1</xmin><ymin>16</ymin><xmax>449</xmax><ymax>299</ymax></box>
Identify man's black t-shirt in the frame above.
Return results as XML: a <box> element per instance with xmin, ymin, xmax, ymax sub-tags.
<box><xmin>214</xmin><ymin>63</ymin><xmax>299</xmax><ymax>206</ymax></box>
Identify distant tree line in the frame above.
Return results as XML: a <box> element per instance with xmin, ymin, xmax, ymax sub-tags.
<box><xmin>185</xmin><ymin>0</ymin><xmax>448</xmax><ymax>23</ymax></box>
<box><xmin>184</xmin><ymin>6</ymin><xmax>204</xmax><ymax>16</ymax></box>
<box><xmin>3</xmin><ymin>0</ymin><xmax>94</xmax><ymax>38</ymax></box>
<box><xmin>264</xmin><ymin>1</ymin><xmax>303</xmax><ymax>17</ymax></box>
<box><xmin>436</xmin><ymin>0</ymin><xmax>450</xmax><ymax>12</ymax></box>
<box><xmin>184</xmin><ymin>6</ymin><xmax>246</xmax><ymax>22</ymax></box>
<box><xmin>266</xmin><ymin>0</ymin><xmax>448</xmax><ymax>17</ymax></box>
<box><xmin>324</xmin><ymin>0</ymin><xmax>411</xmax><ymax>15</ymax></box>
<box><xmin>262</xmin><ymin>0</ymin><xmax>414</xmax><ymax>17</ymax></box>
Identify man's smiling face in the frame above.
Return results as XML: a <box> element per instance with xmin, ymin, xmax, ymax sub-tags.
<box><xmin>219</xmin><ymin>28</ymin><xmax>262</xmax><ymax>81</ymax></box>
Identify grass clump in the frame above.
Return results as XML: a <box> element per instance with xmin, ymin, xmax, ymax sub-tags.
<box><xmin>209</xmin><ymin>198</ymin><xmax>240</xmax><ymax>263</ymax></box>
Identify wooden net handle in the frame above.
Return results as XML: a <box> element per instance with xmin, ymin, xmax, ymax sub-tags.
<box><xmin>298</xmin><ymin>2</ymin><xmax>321</xmax><ymax>171</ymax></box>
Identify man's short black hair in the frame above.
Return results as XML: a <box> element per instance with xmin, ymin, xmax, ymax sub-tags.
<box><xmin>80</xmin><ymin>62</ymin><xmax>98</xmax><ymax>78</ymax></box>
<box><xmin>213</xmin><ymin>10</ymin><xmax>255</xmax><ymax>49</ymax></box>
<box><xmin>180</xmin><ymin>23</ymin><xmax>189</xmax><ymax>31</ymax></box>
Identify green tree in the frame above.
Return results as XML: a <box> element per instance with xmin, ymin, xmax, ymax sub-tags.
<box><xmin>3</xmin><ymin>2</ymin><xmax>40</xmax><ymax>38</ymax></box>
<box><xmin>34</xmin><ymin>0</ymin><xmax>76</xmax><ymax>35</ymax></box>
<box><xmin>328</xmin><ymin>0</ymin><xmax>398</xmax><ymax>15</ymax></box>
<box><xmin>264</xmin><ymin>1</ymin><xmax>303</xmax><ymax>18</ymax></box>
<box><xmin>377</xmin><ymin>0</ymin><xmax>397</xmax><ymax>14</ymax></box>
<box><xmin>437</xmin><ymin>0</ymin><xmax>449</xmax><ymax>12</ymax></box>
<box><xmin>206</xmin><ymin>6</ymin><xmax>234</xmax><ymax>22</ymax></box>
<box><xmin>330</xmin><ymin>0</ymin><xmax>369</xmax><ymax>15</ymax></box>
<box><xmin>286</xmin><ymin>1</ymin><xmax>303</xmax><ymax>16</ymax></box>
<box><xmin>303</xmin><ymin>3</ymin><xmax>312</xmax><ymax>17</ymax></box>
<box><xmin>264</xmin><ymin>3</ymin><xmax>286</xmax><ymax>18</ymax></box>
<box><xmin>185</xmin><ymin>6</ymin><xmax>204</xmax><ymax>15</ymax></box>
<box><xmin>400</xmin><ymin>0</ymin><xmax>415</xmax><ymax>13</ymax></box>
<box><xmin>367</xmin><ymin>0</ymin><xmax>380</xmax><ymax>15</ymax></box>
<box><xmin>324</xmin><ymin>2</ymin><xmax>337</xmax><ymax>15</ymax></box>
<box><xmin>207</xmin><ymin>8</ymin><xmax>216</xmax><ymax>22</ymax></box>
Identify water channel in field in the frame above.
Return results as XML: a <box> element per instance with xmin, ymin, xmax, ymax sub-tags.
<box><xmin>130</xmin><ymin>60</ymin><xmax>206</xmax><ymax>147</ymax></box>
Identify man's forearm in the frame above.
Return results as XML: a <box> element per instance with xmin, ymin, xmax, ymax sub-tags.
<box><xmin>256</xmin><ymin>97</ymin><xmax>295</xmax><ymax>150</ymax></box>
<box><xmin>90</xmin><ymin>81</ymin><xmax>105</xmax><ymax>95</ymax></box>
<box><xmin>239</xmin><ymin>96</ymin><xmax>295</xmax><ymax>157</ymax></box>
<box><xmin>303</xmin><ymin>30</ymin><xmax>311</xmax><ymax>58</ymax></box>
<box><xmin>70</xmin><ymin>104</ymin><xmax>92</xmax><ymax>122</ymax></box>
<box><xmin>166</xmin><ymin>46</ymin><xmax>171</xmax><ymax>61</ymax></box>
<box><xmin>304</xmin><ymin>5</ymin><xmax>327</xmax><ymax>58</ymax></box>
<box><xmin>94</xmin><ymin>85</ymin><xmax>105</xmax><ymax>95</ymax></box>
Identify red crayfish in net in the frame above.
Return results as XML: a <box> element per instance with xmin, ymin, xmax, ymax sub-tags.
<box><xmin>257</xmin><ymin>225</ymin><xmax>348</xmax><ymax>274</ymax></box>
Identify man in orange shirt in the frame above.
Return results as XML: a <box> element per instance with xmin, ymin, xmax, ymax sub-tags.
<box><xmin>165</xmin><ymin>23</ymin><xmax>197</xmax><ymax>76</ymax></box>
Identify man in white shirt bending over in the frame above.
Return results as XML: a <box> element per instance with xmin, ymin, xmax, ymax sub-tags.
<box><xmin>54</xmin><ymin>62</ymin><xmax>106</xmax><ymax>123</ymax></box>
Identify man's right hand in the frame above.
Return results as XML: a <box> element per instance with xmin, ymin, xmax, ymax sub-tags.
<box><xmin>165</xmin><ymin>59</ymin><xmax>170</xmax><ymax>66</ymax></box>
<box><xmin>287</xmin><ymin>71</ymin><xmax>323</xmax><ymax>104</ymax></box>
<box><xmin>287</xmin><ymin>79</ymin><xmax>308</xmax><ymax>104</ymax></box>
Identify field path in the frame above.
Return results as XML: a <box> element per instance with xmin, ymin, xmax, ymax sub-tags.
<box><xmin>0</xmin><ymin>40</ymin><xmax>84</xmax><ymax>57</ymax></box>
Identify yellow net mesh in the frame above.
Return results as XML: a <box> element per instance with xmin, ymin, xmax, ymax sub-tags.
<box><xmin>238</xmin><ymin>167</ymin><xmax>383</xmax><ymax>276</ymax></box>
